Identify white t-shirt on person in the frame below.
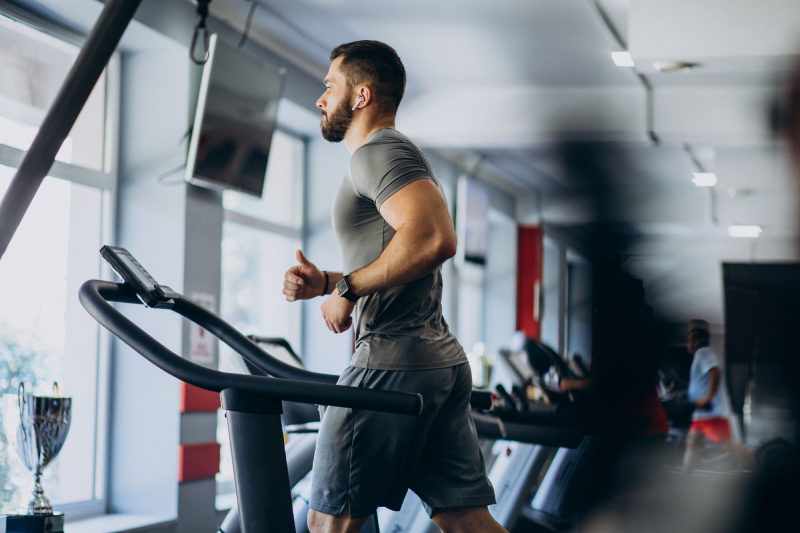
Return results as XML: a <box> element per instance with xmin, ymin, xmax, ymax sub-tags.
<box><xmin>687</xmin><ymin>346</ymin><xmax>731</xmax><ymax>420</ymax></box>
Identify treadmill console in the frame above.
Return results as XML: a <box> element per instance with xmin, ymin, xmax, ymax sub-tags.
<box><xmin>100</xmin><ymin>245</ymin><xmax>178</xmax><ymax>308</ymax></box>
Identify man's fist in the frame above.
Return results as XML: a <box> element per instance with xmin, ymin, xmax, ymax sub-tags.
<box><xmin>321</xmin><ymin>290</ymin><xmax>355</xmax><ymax>333</ymax></box>
<box><xmin>283</xmin><ymin>250</ymin><xmax>326</xmax><ymax>301</ymax></box>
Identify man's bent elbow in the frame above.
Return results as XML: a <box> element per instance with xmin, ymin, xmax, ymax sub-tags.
<box><xmin>433</xmin><ymin>233</ymin><xmax>457</xmax><ymax>264</ymax></box>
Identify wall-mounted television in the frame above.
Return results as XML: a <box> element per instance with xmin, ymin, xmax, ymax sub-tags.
<box><xmin>185</xmin><ymin>34</ymin><xmax>286</xmax><ymax>197</ymax></box>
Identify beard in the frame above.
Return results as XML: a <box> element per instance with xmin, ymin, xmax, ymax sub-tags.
<box><xmin>320</xmin><ymin>98</ymin><xmax>353</xmax><ymax>143</ymax></box>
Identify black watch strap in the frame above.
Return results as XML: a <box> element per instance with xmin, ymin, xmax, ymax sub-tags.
<box><xmin>336</xmin><ymin>275</ymin><xmax>360</xmax><ymax>302</ymax></box>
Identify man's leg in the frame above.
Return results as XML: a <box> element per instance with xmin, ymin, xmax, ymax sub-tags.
<box><xmin>308</xmin><ymin>506</ymin><xmax>368</xmax><ymax>533</ymax></box>
<box><xmin>431</xmin><ymin>506</ymin><xmax>508</xmax><ymax>533</ymax></box>
<box><xmin>720</xmin><ymin>439</ymin><xmax>759</xmax><ymax>471</ymax></box>
<box><xmin>682</xmin><ymin>430</ymin><xmax>703</xmax><ymax>474</ymax></box>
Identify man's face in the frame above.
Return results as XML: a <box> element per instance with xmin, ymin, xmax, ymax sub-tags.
<box><xmin>686</xmin><ymin>330</ymin><xmax>701</xmax><ymax>355</ymax></box>
<box><xmin>317</xmin><ymin>57</ymin><xmax>354</xmax><ymax>143</ymax></box>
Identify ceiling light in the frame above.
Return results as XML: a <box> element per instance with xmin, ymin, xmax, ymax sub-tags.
<box><xmin>654</xmin><ymin>61</ymin><xmax>698</xmax><ymax>73</ymax></box>
<box><xmin>728</xmin><ymin>225</ymin><xmax>762</xmax><ymax>238</ymax></box>
<box><xmin>611</xmin><ymin>51</ymin><xmax>634</xmax><ymax>67</ymax></box>
<box><xmin>691</xmin><ymin>172</ymin><xmax>717</xmax><ymax>187</ymax></box>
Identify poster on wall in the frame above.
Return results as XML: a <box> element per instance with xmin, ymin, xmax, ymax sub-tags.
<box><xmin>189</xmin><ymin>292</ymin><xmax>217</xmax><ymax>365</ymax></box>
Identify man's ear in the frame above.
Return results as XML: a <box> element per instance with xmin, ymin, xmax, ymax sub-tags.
<box><xmin>356</xmin><ymin>86</ymin><xmax>373</xmax><ymax>107</ymax></box>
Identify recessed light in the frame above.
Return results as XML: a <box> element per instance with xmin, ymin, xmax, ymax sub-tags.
<box><xmin>654</xmin><ymin>61</ymin><xmax>698</xmax><ymax>73</ymax></box>
<box><xmin>728</xmin><ymin>225</ymin><xmax>762</xmax><ymax>238</ymax></box>
<box><xmin>611</xmin><ymin>51</ymin><xmax>634</xmax><ymax>67</ymax></box>
<box><xmin>691</xmin><ymin>172</ymin><xmax>717</xmax><ymax>187</ymax></box>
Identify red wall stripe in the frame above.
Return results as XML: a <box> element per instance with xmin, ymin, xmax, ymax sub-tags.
<box><xmin>180</xmin><ymin>382</ymin><xmax>221</xmax><ymax>413</ymax></box>
<box><xmin>178</xmin><ymin>442</ymin><xmax>221</xmax><ymax>482</ymax></box>
<box><xmin>516</xmin><ymin>225</ymin><xmax>543</xmax><ymax>339</ymax></box>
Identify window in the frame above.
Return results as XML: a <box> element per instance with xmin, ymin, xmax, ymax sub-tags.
<box><xmin>217</xmin><ymin>129</ymin><xmax>305</xmax><ymax>500</ymax></box>
<box><xmin>0</xmin><ymin>12</ymin><xmax>117</xmax><ymax>518</ymax></box>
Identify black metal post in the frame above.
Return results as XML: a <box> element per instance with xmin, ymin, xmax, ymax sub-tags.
<box><xmin>222</xmin><ymin>388</ymin><xmax>296</xmax><ymax>533</ymax></box>
<box><xmin>0</xmin><ymin>0</ymin><xmax>143</xmax><ymax>260</ymax></box>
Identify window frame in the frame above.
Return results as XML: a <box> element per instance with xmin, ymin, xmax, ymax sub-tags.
<box><xmin>0</xmin><ymin>3</ymin><xmax>120</xmax><ymax>520</ymax></box>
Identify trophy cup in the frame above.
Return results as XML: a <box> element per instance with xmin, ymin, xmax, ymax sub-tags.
<box><xmin>2</xmin><ymin>383</ymin><xmax>71</xmax><ymax>533</ymax></box>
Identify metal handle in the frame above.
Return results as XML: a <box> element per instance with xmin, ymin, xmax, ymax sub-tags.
<box><xmin>79</xmin><ymin>280</ymin><xmax>423</xmax><ymax>416</ymax></box>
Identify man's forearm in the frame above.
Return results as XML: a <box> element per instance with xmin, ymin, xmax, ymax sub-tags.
<box><xmin>347</xmin><ymin>225</ymin><xmax>455</xmax><ymax>297</ymax></box>
<box><xmin>698</xmin><ymin>368</ymin><xmax>721</xmax><ymax>405</ymax></box>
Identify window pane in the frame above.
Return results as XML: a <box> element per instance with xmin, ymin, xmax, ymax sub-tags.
<box><xmin>0</xmin><ymin>15</ymin><xmax>106</xmax><ymax>171</ymax></box>
<box><xmin>0</xmin><ymin>165</ymin><xmax>104</xmax><ymax>510</ymax></box>
<box><xmin>222</xmin><ymin>130</ymin><xmax>304</xmax><ymax>228</ymax></box>
<box><xmin>220</xmin><ymin>221</ymin><xmax>302</xmax><ymax>349</ymax></box>
<box><xmin>217</xmin><ymin>221</ymin><xmax>302</xmax><ymax>490</ymax></box>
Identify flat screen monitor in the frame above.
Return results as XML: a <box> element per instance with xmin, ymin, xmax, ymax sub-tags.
<box><xmin>185</xmin><ymin>34</ymin><xmax>286</xmax><ymax>197</ymax></box>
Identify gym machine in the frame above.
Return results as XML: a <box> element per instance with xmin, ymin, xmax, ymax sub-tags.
<box><xmin>80</xmin><ymin>246</ymin><xmax>424</xmax><ymax>532</ymax></box>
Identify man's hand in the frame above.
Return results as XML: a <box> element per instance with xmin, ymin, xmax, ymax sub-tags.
<box><xmin>283</xmin><ymin>250</ymin><xmax>326</xmax><ymax>301</ymax></box>
<box><xmin>321</xmin><ymin>291</ymin><xmax>355</xmax><ymax>333</ymax></box>
<box><xmin>695</xmin><ymin>397</ymin><xmax>712</xmax><ymax>408</ymax></box>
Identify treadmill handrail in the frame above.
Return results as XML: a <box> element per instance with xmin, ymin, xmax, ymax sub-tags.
<box><xmin>79</xmin><ymin>280</ymin><xmax>422</xmax><ymax>416</ymax></box>
<box><xmin>173</xmin><ymin>296</ymin><xmax>338</xmax><ymax>385</ymax></box>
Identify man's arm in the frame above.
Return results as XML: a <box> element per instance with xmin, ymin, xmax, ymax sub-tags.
<box><xmin>320</xmin><ymin>178</ymin><xmax>456</xmax><ymax>333</ymax></box>
<box><xmin>349</xmin><ymin>178</ymin><xmax>456</xmax><ymax>295</ymax></box>
<box><xmin>695</xmin><ymin>366</ymin><xmax>721</xmax><ymax>407</ymax></box>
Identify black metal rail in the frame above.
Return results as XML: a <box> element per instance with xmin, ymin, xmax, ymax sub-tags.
<box><xmin>79</xmin><ymin>280</ymin><xmax>422</xmax><ymax>416</ymax></box>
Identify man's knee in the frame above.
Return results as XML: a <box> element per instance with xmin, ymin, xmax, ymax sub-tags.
<box><xmin>307</xmin><ymin>507</ymin><xmax>368</xmax><ymax>533</ymax></box>
<box><xmin>686</xmin><ymin>430</ymin><xmax>703</xmax><ymax>449</ymax></box>
<box><xmin>307</xmin><ymin>509</ymin><xmax>325</xmax><ymax>533</ymax></box>
<box><xmin>431</xmin><ymin>506</ymin><xmax>507</xmax><ymax>533</ymax></box>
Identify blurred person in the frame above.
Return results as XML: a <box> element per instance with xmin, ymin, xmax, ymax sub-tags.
<box><xmin>559</xmin><ymin>351</ymin><xmax>669</xmax><ymax>439</ymax></box>
<box><xmin>561</xmin><ymin>299</ymin><xmax>669</xmax><ymax>439</ymax></box>
<box><xmin>282</xmin><ymin>41</ymin><xmax>505</xmax><ymax>533</ymax></box>
<box><xmin>555</xmin><ymin>303</ymin><xmax>669</xmax><ymax>519</ymax></box>
<box><xmin>682</xmin><ymin>321</ymin><xmax>757</xmax><ymax>473</ymax></box>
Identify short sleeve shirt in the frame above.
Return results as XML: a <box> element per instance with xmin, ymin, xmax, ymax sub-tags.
<box><xmin>688</xmin><ymin>346</ymin><xmax>729</xmax><ymax>420</ymax></box>
<box><xmin>331</xmin><ymin>128</ymin><xmax>466</xmax><ymax>370</ymax></box>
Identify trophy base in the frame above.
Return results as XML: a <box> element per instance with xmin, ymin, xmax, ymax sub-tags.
<box><xmin>0</xmin><ymin>513</ymin><xmax>64</xmax><ymax>533</ymax></box>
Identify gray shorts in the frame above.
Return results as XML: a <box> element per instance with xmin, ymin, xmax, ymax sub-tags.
<box><xmin>309</xmin><ymin>363</ymin><xmax>496</xmax><ymax>518</ymax></box>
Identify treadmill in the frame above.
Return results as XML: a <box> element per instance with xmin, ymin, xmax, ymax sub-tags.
<box><xmin>82</xmin><ymin>246</ymin><xmax>608</xmax><ymax>532</ymax></box>
<box><xmin>80</xmin><ymin>246</ymin><xmax>423</xmax><ymax>533</ymax></box>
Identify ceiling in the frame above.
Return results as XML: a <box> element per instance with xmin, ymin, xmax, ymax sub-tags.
<box><xmin>202</xmin><ymin>0</ymin><xmax>800</xmax><ymax>327</ymax></box>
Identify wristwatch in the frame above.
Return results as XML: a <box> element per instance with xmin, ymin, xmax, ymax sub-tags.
<box><xmin>336</xmin><ymin>275</ymin><xmax>360</xmax><ymax>302</ymax></box>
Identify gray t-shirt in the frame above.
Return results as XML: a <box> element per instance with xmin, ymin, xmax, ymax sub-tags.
<box><xmin>332</xmin><ymin>128</ymin><xmax>467</xmax><ymax>370</ymax></box>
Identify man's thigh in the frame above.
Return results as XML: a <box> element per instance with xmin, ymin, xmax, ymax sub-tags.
<box><xmin>309</xmin><ymin>365</ymin><xmax>463</xmax><ymax>518</ymax></box>
<box><xmin>410</xmin><ymin>363</ymin><xmax>496</xmax><ymax>516</ymax></box>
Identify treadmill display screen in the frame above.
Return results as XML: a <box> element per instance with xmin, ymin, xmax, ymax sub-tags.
<box><xmin>117</xmin><ymin>253</ymin><xmax>155</xmax><ymax>292</ymax></box>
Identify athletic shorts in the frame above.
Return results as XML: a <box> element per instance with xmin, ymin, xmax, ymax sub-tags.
<box><xmin>309</xmin><ymin>363</ymin><xmax>496</xmax><ymax>518</ymax></box>
<box><xmin>689</xmin><ymin>417</ymin><xmax>732</xmax><ymax>443</ymax></box>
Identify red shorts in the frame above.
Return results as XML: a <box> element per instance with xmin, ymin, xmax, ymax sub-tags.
<box><xmin>689</xmin><ymin>417</ymin><xmax>732</xmax><ymax>443</ymax></box>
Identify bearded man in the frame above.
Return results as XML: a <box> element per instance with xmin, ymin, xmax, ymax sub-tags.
<box><xmin>282</xmin><ymin>41</ymin><xmax>505</xmax><ymax>533</ymax></box>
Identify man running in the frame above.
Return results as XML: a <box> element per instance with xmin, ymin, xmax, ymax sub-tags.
<box><xmin>282</xmin><ymin>41</ymin><xmax>505</xmax><ymax>533</ymax></box>
<box><xmin>682</xmin><ymin>320</ymin><xmax>757</xmax><ymax>473</ymax></box>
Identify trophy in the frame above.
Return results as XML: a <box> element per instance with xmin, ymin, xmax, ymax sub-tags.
<box><xmin>2</xmin><ymin>383</ymin><xmax>71</xmax><ymax>533</ymax></box>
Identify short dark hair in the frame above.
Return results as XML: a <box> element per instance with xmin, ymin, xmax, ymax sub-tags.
<box><xmin>689</xmin><ymin>328</ymin><xmax>710</xmax><ymax>347</ymax></box>
<box><xmin>330</xmin><ymin>40</ymin><xmax>406</xmax><ymax>113</ymax></box>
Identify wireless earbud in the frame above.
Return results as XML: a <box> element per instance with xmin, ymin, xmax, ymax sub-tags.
<box><xmin>352</xmin><ymin>96</ymin><xmax>364</xmax><ymax>111</ymax></box>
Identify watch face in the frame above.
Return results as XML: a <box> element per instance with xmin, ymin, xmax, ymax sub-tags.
<box><xmin>336</xmin><ymin>277</ymin><xmax>348</xmax><ymax>295</ymax></box>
